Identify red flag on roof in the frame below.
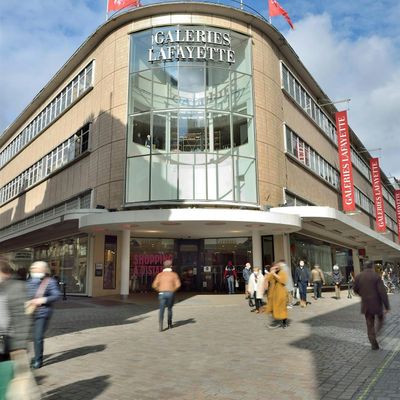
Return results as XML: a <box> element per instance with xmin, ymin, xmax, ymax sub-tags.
<box><xmin>107</xmin><ymin>0</ymin><xmax>140</xmax><ymax>12</ymax></box>
<box><xmin>268</xmin><ymin>0</ymin><xmax>294</xmax><ymax>30</ymax></box>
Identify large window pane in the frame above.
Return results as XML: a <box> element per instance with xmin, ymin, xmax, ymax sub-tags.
<box><xmin>126</xmin><ymin>156</ymin><xmax>150</xmax><ymax>202</ymax></box>
<box><xmin>217</xmin><ymin>154</ymin><xmax>233</xmax><ymax>201</ymax></box>
<box><xmin>179</xmin><ymin>153</ymin><xmax>194</xmax><ymax>199</ymax></box>
<box><xmin>179</xmin><ymin>111</ymin><xmax>206</xmax><ymax>152</ymax></box>
<box><xmin>129</xmin><ymin>71</ymin><xmax>152</xmax><ymax>113</ymax></box>
<box><xmin>234</xmin><ymin>156</ymin><xmax>257</xmax><ymax>203</ymax></box>
<box><xmin>151</xmin><ymin>154</ymin><xmax>178</xmax><ymax>200</ymax></box>
<box><xmin>194</xmin><ymin>154</ymin><xmax>207</xmax><ymax>200</ymax></box>
<box><xmin>231</xmin><ymin>34</ymin><xmax>251</xmax><ymax>74</ymax></box>
<box><xmin>231</xmin><ymin>72</ymin><xmax>252</xmax><ymax>115</ymax></box>
<box><xmin>128</xmin><ymin>114</ymin><xmax>151</xmax><ymax>156</ymax></box>
<box><xmin>232</xmin><ymin>115</ymin><xmax>252</xmax><ymax>155</ymax></box>
<box><xmin>179</xmin><ymin>66</ymin><xmax>205</xmax><ymax>108</ymax></box>
<box><xmin>153</xmin><ymin>67</ymin><xmax>179</xmax><ymax>110</ymax></box>
<box><xmin>206</xmin><ymin>67</ymin><xmax>230</xmax><ymax>111</ymax></box>
<box><xmin>130</xmin><ymin>30</ymin><xmax>151</xmax><ymax>72</ymax></box>
<box><xmin>208</xmin><ymin>112</ymin><xmax>230</xmax><ymax>152</ymax></box>
<box><xmin>153</xmin><ymin>113</ymin><xmax>167</xmax><ymax>152</ymax></box>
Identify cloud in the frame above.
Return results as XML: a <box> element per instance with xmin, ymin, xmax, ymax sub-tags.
<box><xmin>286</xmin><ymin>13</ymin><xmax>400</xmax><ymax>178</ymax></box>
<box><xmin>0</xmin><ymin>0</ymin><xmax>104</xmax><ymax>132</ymax></box>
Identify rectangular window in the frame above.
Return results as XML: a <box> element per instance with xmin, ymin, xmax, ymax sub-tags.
<box><xmin>104</xmin><ymin>235</ymin><xmax>117</xmax><ymax>290</ymax></box>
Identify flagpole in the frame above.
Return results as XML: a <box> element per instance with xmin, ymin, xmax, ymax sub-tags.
<box><xmin>106</xmin><ymin>0</ymin><xmax>109</xmax><ymax>21</ymax></box>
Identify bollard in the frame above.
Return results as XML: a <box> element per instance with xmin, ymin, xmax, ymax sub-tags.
<box><xmin>59</xmin><ymin>281</ymin><xmax>67</xmax><ymax>300</ymax></box>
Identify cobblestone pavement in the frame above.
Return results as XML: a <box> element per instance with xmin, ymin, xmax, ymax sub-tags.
<box><xmin>31</xmin><ymin>290</ymin><xmax>400</xmax><ymax>400</ymax></box>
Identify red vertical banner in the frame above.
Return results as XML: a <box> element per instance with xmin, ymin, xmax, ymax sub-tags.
<box><xmin>370</xmin><ymin>158</ymin><xmax>386</xmax><ymax>232</ymax></box>
<box><xmin>335</xmin><ymin>111</ymin><xmax>355</xmax><ymax>212</ymax></box>
<box><xmin>395</xmin><ymin>189</ymin><xmax>400</xmax><ymax>240</ymax></box>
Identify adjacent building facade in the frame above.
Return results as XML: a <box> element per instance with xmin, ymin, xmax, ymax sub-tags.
<box><xmin>1</xmin><ymin>2</ymin><xmax>399</xmax><ymax>296</ymax></box>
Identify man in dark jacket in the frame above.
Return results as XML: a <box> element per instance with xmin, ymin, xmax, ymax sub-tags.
<box><xmin>353</xmin><ymin>261</ymin><xmax>390</xmax><ymax>350</ymax></box>
<box><xmin>295</xmin><ymin>260</ymin><xmax>310</xmax><ymax>307</ymax></box>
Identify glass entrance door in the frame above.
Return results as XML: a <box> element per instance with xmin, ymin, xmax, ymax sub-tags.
<box><xmin>176</xmin><ymin>240</ymin><xmax>202</xmax><ymax>291</ymax></box>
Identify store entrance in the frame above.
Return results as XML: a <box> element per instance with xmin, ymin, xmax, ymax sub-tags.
<box><xmin>176</xmin><ymin>239</ymin><xmax>203</xmax><ymax>291</ymax></box>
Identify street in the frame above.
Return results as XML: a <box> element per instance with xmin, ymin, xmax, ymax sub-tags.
<box><xmin>33</xmin><ymin>290</ymin><xmax>400</xmax><ymax>400</ymax></box>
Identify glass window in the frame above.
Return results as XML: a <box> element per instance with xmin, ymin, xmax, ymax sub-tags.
<box><xmin>217</xmin><ymin>155</ymin><xmax>233</xmax><ymax>201</ymax></box>
<box><xmin>130</xmin><ymin>30</ymin><xmax>151</xmax><ymax>72</ymax></box>
<box><xmin>129</xmin><ymin>70</ymin><xmax>152</xmax><ymax>113</ymax></box>
<box><xmin>231</xmin><ymin>72</ymin><xmax>252</xmax><ymax>115</ymax></box>
<box><xmin>128</xmin><ymin>113</ymin><xmax>151</xmax><ymax>156</ymax></box>
<box><xmin>232</xmin><ymin>115</ymin><xmax>253</xmax><ymax>157</ymax></box>
<box><xmin>231</xmin><ymin>33</ymin><xmax>251</xmax><ymax>74</ymax></box>
<box><xmin>179</xmin><ymin>66</ymin><xmax>205</xmax><ymax>108</ymax></box>
<box><xmin>208</xmin><ymin>112</ymin><xmax>230</xmax><ymax>152</ymax></box>
<box><xmin>153</xmin><ymin>113</ymin><xmax>167</xmax><ymax>152</ymax></box>
<box><xmin>178</xmin><ymin>153</ymin><xmax>195</xmax><ymax>199</ymax></box>
<box><xmin>152</xmin><ymin>66</ymin><xmax>179</xmax><ymax>110</ymax></box>
<box><xmin>206</xmin><ymin>67</ymin><xmax>230</xmax><ymax>111</ymax></box>
<box><xmin>126</xmin><ymin>156</ymin><xmax>150</xmax><ymax>202</ymax></box>
<box><xmin>234</xmin><ymin>156</ymin><xmax>257</xmax><ymax>203</ymax></box>
<box><xmin>151</xmin><ymin>153</ymin><xmax>178</xmax><ymax>200</ymax></box>
<box><xmin>178</xmin><ymin>110</ymin><xmax>206</xmax><ymax>152</ymax></box>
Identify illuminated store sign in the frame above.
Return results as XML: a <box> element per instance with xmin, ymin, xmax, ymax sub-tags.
<box><xmin>148</xmin><ymin>29</ymin><xmax>235</xmax><ymax>64</ymax></box>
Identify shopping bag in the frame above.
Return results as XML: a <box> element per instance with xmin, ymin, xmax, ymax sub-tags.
<box><xmin>235</xmin><ymin>280</ymin><xmax>239</xmax><ymax>288</ymax></box>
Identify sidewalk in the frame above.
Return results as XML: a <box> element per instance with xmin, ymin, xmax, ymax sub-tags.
<box><xmin>34</xmin><ymin>291</ymin><xmax>400</xmax><ymax>400</ymax></box>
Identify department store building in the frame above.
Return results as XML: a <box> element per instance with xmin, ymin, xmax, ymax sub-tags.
<box><xmin>1</xmin><ymin>2</ymin><xmax>399</xmax><ymax>296</ymax></box>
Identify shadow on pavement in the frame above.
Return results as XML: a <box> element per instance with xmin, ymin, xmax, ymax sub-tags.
<box><xmin>43</xmin><ymin>344</ymin><xmax>107</xmax><ymax>366</ymax></box>
<box><xmin>290</xmin><ymin>295</ymin><xmax>400</xmax><ymax>400</ymax></box>
<box><xmin>41</xmin><ymin>375</ymin><xmax>111</xmax><ymax>400</ymax></box>
<box><xmin>173</xmin><ymin>318</ymin><xmax>196</xmax><ymax>328</ymax></box>
<box><xmin>46</xmin><ymin>292</ymin><xmax>198</xmax><ymax>338</ymax></box>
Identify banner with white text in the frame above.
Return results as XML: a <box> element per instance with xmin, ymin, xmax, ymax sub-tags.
<box><xmin>335</xmin><ymin>111</ymin><xmax>355</xmax><ymax>212</ymax></box>
<box><xmin>370</xmin><ymin>157</ymin><xmax>386</xmax><ymax>232</ymax></box>
<box><xmin>395</xmin><ymin>189</ymin><xmax>400</xmax><ymax>240</ymax></box>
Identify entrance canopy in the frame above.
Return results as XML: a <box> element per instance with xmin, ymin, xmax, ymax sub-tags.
<box><xmin>77</xmin><ymin>208</ymin><xmax>302</xmax><ymax>238</ymax></box>
<box><xmin>271</xmin><ymin>206</ymin><xmax>400</xmax><ymax>260</ymax></box>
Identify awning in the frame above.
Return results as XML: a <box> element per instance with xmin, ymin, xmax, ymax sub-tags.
<box><xmin>271</xmin><ymin>206</ymin><xmax>400</xmax><ymax>260</ymax></box>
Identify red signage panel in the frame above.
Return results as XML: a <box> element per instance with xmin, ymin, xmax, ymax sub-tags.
<box><xmin>395</xmin><ymin>189</ymin><xmax>400</xmax><ymax>240</ymax></box>
<box><xmin>335</xmin><ymin>111</ymin><xmax>356</xmax><ymax>212</ymax></box>
<box><xmin>370</xmin><ymin>158</ymin><xmax>386</xmax><ymax>232</ymax></box>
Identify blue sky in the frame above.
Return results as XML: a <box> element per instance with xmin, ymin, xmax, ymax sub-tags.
<box><xmin>0</xmin><ymin>0</ymin><xmax>399</xmax><ymax>177</ymax></box>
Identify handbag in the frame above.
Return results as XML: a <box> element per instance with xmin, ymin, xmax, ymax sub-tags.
<box><xmin>25</xmin><ymin>278</ymin><xmax>50</xmax><ymax>315</ymax></box>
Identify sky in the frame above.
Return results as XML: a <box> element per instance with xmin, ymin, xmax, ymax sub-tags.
<box><xmin>0</xmin><ymin>0</ymin><xmax>399</xmax><ymax>178</ymax></box>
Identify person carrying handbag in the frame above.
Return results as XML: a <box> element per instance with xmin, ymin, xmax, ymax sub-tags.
<box><xmin>0</xmin><ymin>259</ymin><xmax>41</xmax><ymax>400</ymax></box>
<box><xmin>26</xmin><ymin>261</ymin><xmax>61</xmax><ymax>369</ymax></box>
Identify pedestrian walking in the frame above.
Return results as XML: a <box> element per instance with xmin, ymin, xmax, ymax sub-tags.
<box><xmin>311</xmin><ymin>265</ymin><xmax>325</xmax><ymax>300</ymax></box>
<box><xmin>294</xmin><ymin>260</ymin><xmax>310</xmax><ymax>307</ymax></box>
<box><xmin>266</xmin><ymin>261</ymin><xmax>288</xmax><ymax>329</ymax></box>
<box><xmin>353</xmin><ymin>261</ymin><xmax>390</xmax><ymax>350</ymax></box>
<box><xmin>332</xmin><ymin>265</ymin><xmax>343</xmax><ymax>299</ymax></box>
<box><xmin>223</xmin><ymin>261</ymin><xmax>237</xmax><ymax>294</ymax></box>
<box><xmin>347</xmin><ymin>271</ymin><xmax>355</xmax><ymax>299</ymax></box>
<box><xmin>247</xmin><ymin>267</ymin><xmax>265</xmax><ymax>313</ymax></box>
<box><xmin>242</xmin><ymin>262</ymin><xmax>254</xmax><ymax>307</ymax></box>
<box><xmin>152</xmin><ymin>260</ymin><xmax>181</xmax><ymax>332</ymax></box>
<box><xmin>26</xmin><ymin>261</ymin><xmax>61</xmax><ymax>369</ymax></box>
<box><xmin>1</xmin><ymin>259</ymin><xmax>40</xmax><ymax>400</ymax></box>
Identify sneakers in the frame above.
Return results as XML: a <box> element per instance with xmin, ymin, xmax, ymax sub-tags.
<box><xmin>267</xmin><ymin>322</ymin><xmax>281</xmax><ymax>329</ymax></box>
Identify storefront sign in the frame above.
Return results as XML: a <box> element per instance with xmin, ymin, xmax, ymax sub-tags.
<box><xmin>370</xmin><ymin>157</ymin><xmax>386</xmax><ymax>232</ymax></box>
<box><xmin>335</xmin><ymin>111</ymin><xmax>355</xmax><ymax>212</ymax></box>
<box><xmin>395</xmin><ymin>189</ymin><xmax>400</xmax><ymax>240</ymax></box>
<box><xmin>131</xmin><ymin>253</ymin><xmax>174</xmax><ymax>277</ymax></box>
<box><xmin>148</xmin><ymin>29</ymin><xmax>235</xmax><ymax>64</ymax></box>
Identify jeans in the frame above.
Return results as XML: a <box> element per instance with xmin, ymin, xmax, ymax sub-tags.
<box><xmin>33</xmin><ymin>316</ymin><xmax>50</xmax><ymax>365</ymax></box>
<box><xmin>159</xmin><ymin>291</ymin><xmax>175</xmax><ymax>325</ymax></box>
<box><xmin>313</xmin><ymin>281</ymin><xmax>322</xmax><ymax>299</ymax></box>
<box><xmin>226</xmin><ymin>276</ymin><xmax>235</xmax><ymax>294</ymax></box>
<box><xmin>298</xmin><ymin>282</ymin><xmax>307</xmax><ymax>301</ymax></box>
<box><xmin>365</xmin><ymin>313</ymin><xmax>384</xmax><ymax>348</ymax></box>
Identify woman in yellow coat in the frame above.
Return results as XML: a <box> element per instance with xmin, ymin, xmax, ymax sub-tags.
<box><xmin>265</xmin><ymin>261</ymin><xmax>288</xmax><ymax>329</ymax></box>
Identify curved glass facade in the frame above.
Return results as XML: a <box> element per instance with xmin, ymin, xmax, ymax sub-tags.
<box><xmin>125</xmin><ymin>26</ymin><xmax>257</xmax><ymax>205</ymax></box>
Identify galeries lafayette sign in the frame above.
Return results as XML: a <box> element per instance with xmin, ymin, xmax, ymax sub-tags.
<box><xmin>148</xmin><ymin>29</ymin><xmax>236</xmax><ymax>64</ymax></box>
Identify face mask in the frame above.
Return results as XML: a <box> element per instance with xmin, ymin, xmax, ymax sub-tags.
<box><xmin>31</xmin><ymin>272</ymin><xmax>45</xmax><ymax>279</ymax></box>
